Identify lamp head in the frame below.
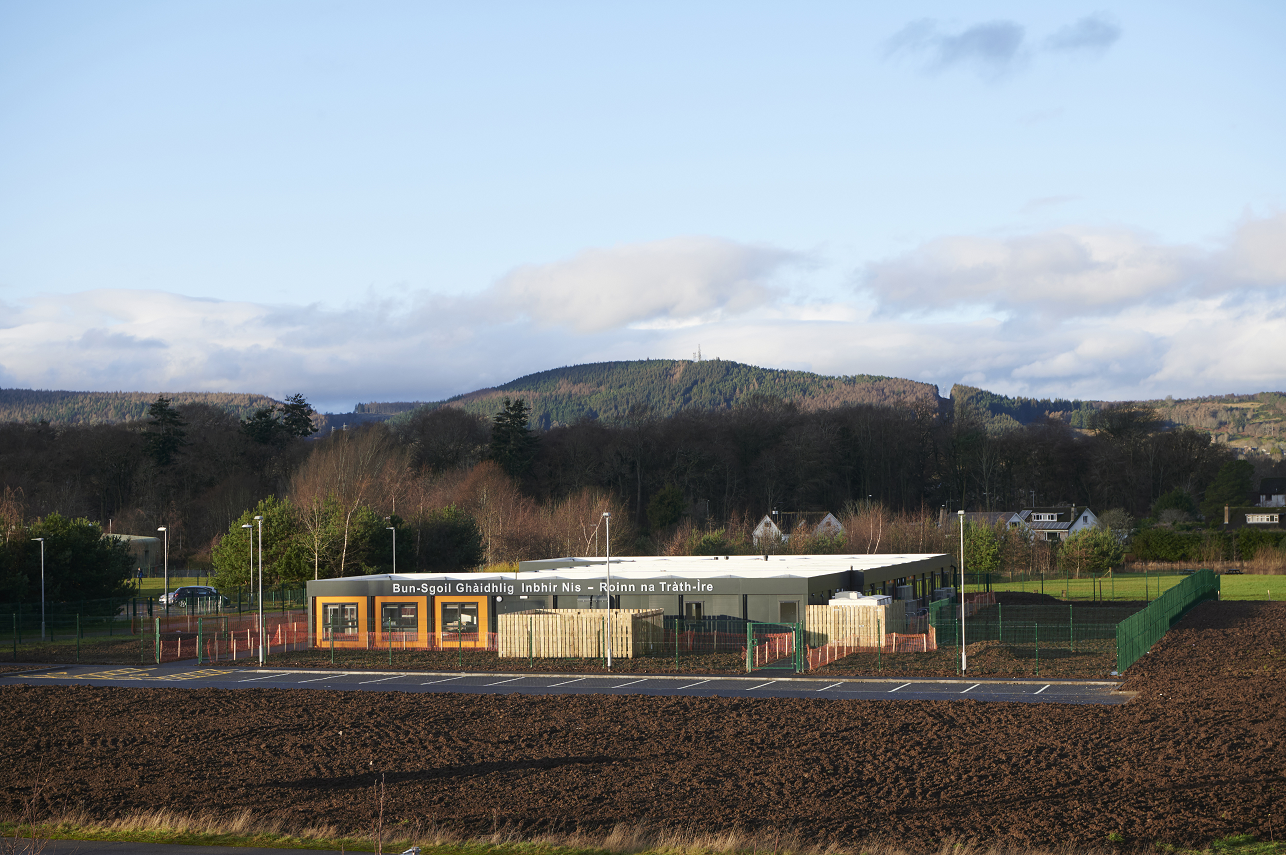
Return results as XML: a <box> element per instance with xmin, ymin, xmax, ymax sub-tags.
<box><xmin>957</xmin><ymin>510</ymin><xmax>965</xmax><ymax>516</ymax></box>
<box><xmin>157</xmin><ymin>526</ymin><xmax>166</xmax><ymax>532</ymax></box>
<box><xmin>241</xmin><ymin>524</ymin><xmax>252</xmax><ymax>529</ymax></box>
<box><xmin>31</xmin><ymin>537</ymin><xmax>43</xmax><ymax>542</ymax></box>
<box><xmin>253</xmin><ymin>515</ymin><xmax>263</xmax><ymax>521</ymax></box>
<box><xmin>602</xmin><ymin>511</ymin><xmax>610</xmax><ymax>518</ymax></box>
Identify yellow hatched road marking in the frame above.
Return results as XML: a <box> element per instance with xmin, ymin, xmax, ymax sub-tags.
<box><xmin>23</xmin><ymin>667</ymin><xmax>233</xmax><ymax>682</ymax></box>
<box><xmin>155</xmin><ymin>669</ymin><xmax>233</xmax><ymax>680</ymax></box>
<box><xmin>29</xmin><ymin>668</ymin><xmax>155</xmax><ymax>680</ymax></box>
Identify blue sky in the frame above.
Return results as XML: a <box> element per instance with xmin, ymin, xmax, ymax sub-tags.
<box><xmin>1</xmin><ymin>1</ymin><xmax>1283</xmax><ymax>412</ymax></box>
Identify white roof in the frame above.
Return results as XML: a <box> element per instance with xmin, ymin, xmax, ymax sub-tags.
<box><xmin>334</xmin><ymin>554</ymin><xmax>952</xmax><ymax>584</ymax></box>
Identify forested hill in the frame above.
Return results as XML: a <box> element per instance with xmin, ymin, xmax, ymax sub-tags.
<box><xmin>0</xmin><ymin>389</ymin><xmax>281</xmax><ymax>424</ymax></box>
<box><xmin>374</xmin><ymin>360</ymin><xmax>944</xmax><ymax>428</ymax></box>
<box><xmin>950</xmin><ymin>385</ymin><xmax>1103</xmax><ymax>430</ymax></box>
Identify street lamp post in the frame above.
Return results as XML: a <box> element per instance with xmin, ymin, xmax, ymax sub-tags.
<box><xmin>602</xmin><ymin>511</ymin><xmax>612</xmax><ymax>669</ymax></box>
<box><xmin>957</xmin><ymin>510</ymin><xmax>967</xmax><ymax>674</ymax></box>
<box><xmin>387</xmin><ymin>525</ymin><xmax>397</xmax><ymax>575</ymax></box>
<box><xmin>157</xmin><ymin>526</ymin><xmax>169</xmax><ymax>613</ymax></box>
<box><xmin>254</xmin><ymin>515</ymin><xmax>264</xmax><ymax>665</ymax></box>
<box><xmin>31</xmin><ymin>538</ymin><xmax>45</xmax><ymax>640</ymax></box>
<box><xmin>241</xmin><ymin>523</ymin><xmax>253</xmax><ymax>614</ymax></box>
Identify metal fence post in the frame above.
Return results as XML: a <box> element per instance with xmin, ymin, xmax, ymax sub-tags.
<box><xmin>528</xmin><ymin>616</ymin><xmax>533</xmax><ymax>670</ymax></box>
<box><xmin>154</xmin><ymin>617</ymin><xmax>160</xmax><ymax>665</ymax></box>
<box><xmin>745</xmin><ymin>623</ymin><xmax>751</xmax><ymax>673</ymax></box>
<box><xmin>12</xmin><ymin>614</ymin><xmax>16</xmax><ymax>661</ymax></box>
<box><xmin>1069</xmin><ymin>604</ymin><xmax>1074</xmax><ymax>653</ymax></box>
<box><xmin>1034</xmin><ymin>622</ymin><xmax>1039</xmax><ymax>676</ymax></box>
<box><xmin>75</xmin><ymin>614</ymin><xmax>80</xmax><ymax>664</ymax></box>
<box><xmin>197</xmin><ymin>617</ymin><xmax>204</xmax><ymax>665</ymax></box>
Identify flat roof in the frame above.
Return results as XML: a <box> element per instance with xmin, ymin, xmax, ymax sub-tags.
<box><xmin>324</xmin><ymin>553</ymin><xmax>952</xmax><ymax>585</ymax></box>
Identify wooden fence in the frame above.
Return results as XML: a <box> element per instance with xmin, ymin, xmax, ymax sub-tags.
<box><xmin>805</xmin><ymin>603</ymin><xmax>905</xmax><ymax>647</ymax></box>
<box><xmin>498</xmin><ymin>609</ymin><xmax>665</xmax><ymax>659</ymax></box>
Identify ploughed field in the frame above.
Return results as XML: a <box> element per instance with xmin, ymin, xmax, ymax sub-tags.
<box><xmin>1</xmin><ymin>602</ymin><xmax>1283</xmax><ymax>849</ymax></box>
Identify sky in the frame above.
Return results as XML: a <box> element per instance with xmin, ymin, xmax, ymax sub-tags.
<box><xmin>1</xmin><ymin>1</ymin><xmax>1284</xmax><ymax>413</ymax></box>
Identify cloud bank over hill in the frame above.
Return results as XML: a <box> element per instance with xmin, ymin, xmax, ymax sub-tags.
<box><xmin>2</xmin><ymin>213</ymin><xmax>1284</xmax><ymax>412</ymax></box>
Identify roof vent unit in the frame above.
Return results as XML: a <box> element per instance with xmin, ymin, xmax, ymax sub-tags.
<box><xmin>828</xmin><ymin>592</ymin><xmax>890</xmax><ymax>607</ymax></box>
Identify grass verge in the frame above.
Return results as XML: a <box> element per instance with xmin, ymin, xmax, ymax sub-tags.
<box><xmin>2</xmin><ymin>810</ymin><xmax>1283</xmax><ymax>855</ymax></box>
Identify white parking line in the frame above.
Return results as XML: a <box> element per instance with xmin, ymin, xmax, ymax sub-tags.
<box><xmin>421</xmin><ymin>675</ymin><xmax>465</xmax><ymax>686</ymax></box>
<box><xmin>888</xmin><ymin>683</ymin><xmax>912</xmax><ymax>692</ymax></box>
<box><xmin>609</xmin><ymin>679</ymin><xmax>646</xmax><ymax>689</ymax></box>
<box><xmin>547</xmin><ymin>677</ymin><xmax>587</xmax><ymax>688</ymax></box>
<box><xmin>298</xmin><ymin>674</ymin><xmax>347</xmax><ymax>683</ymax></box>
<box><xmin>1034</xmin><ymin>684</ymin><xmax>1050</xmax><ymax>695</ymax></box>
<box><xmin>675</xmin><ymin>679</ymin><xmax>711</xmax><ymax>690</ymax></box>
<box><xmin>746</xmin><ymin>681</ymin><xmax>776</xmax><ymax>691</ymax></box>
<box><xmin>816</xmin><ymin>682</ymin><xmax>844</xmax><ymax>692</ymax></box>
<box><xmin>484</xmin><ymin>677</ymin><xmax>525</xmax><ymax>686</ymax></box>
<box><xmin>358</xmin><ymin>675</ymin><xmax>403</xmax><ymax>685</ymax></box>
<box><xmin>961</xmin><ymin>683</ymin><xmax>980</xmax><ymax>693</ymax></box>
<box><xmin>236</xmin><ymin>674</ymin><xmax>281</xmax><ymax>683</ymax></box>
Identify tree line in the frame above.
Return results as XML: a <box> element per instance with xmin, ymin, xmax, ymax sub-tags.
<box><xmin>2</xmin><ymin>389</ymin><xmax>1282</xmax><ymax>600</ymax></box>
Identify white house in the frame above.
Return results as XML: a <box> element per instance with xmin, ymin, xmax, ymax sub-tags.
<box><xmin>1008</xmin><ymin>506</ymin><xmax>1099</xmax><ymax>541</ymax></box>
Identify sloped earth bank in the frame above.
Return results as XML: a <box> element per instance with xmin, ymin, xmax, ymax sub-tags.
<box><xmin>1</xmin><ymin>602</ymin><xmax>1282</xmax><ymax>851</ymax></box>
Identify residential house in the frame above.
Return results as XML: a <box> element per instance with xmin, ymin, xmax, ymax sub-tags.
<box><xmin>1257</xmin><ymin>478</ymin><xmax>1286</xmax><ymax>508</ymax></box>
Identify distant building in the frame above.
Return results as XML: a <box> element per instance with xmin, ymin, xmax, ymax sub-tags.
<box><xmin>110</xmin><ymin>534</ymin><xmax>160</xmax><ymax>576</ymax></box>
<box><xmin>946</xmin><ymin>506</ymin><xmax>1099</xmax><ymax>542</ymax></box>
<box><xmin>1257</xmin><ymin>478</ymin><xmax>1286</xmax><ymax>508</ymax></box>
<box><xmin>752</xmin><ymin>512</ymin><xmax>846</xmax><ymax>546</ymax></box>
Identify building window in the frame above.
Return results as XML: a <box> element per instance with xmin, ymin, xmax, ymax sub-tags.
<box><xmin>322</xmin><ymin>603</ymin><xmax>358</xmax><ymax>639</ymax></box>
<box><xmin>441</xmin><ymin>602</ymin><xmax>478</xmax><ymax>632</ymax></box>
<box><xmin>685</xmin><ymin>601</ymin><xmax>704</xmax><ymax>620</ymax></box>
<box><xmin>1246</xmin><ymin>514</ymin><xmax>1279</xmax><ymax>524</ymax></box>
<box><xmin>1031</xmin><ymin>513</ymin><xmax>1057</xmax><ymax>522</ymax></box>
<box><xmin>381</xmin><ymin>603</ymin><xmax>418</xmax><ymax>631</ymax></box>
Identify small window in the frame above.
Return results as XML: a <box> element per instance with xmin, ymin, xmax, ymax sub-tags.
<box><xmin>381</xmin><ymin>602</ymin><xmax>418</xmax><ymax>631</ymax></box>
<box><xmin>685</xmin><ymin>601</ymin><xmax>704</xmax><ymax>620</ymax></box>
<box><xmin>322</xmin><ymin>603</ymin><xmax>358</xmax><ymax>639</ymax></box>
<box><xmin>779</xmin><ymin>601</ymin><xmax>799</xmax><ymax>624</ymax></box>
<box><xmin>441</xmin><ymin>602</ymin><xmax>478</xmax><ymax>633</ymax></box>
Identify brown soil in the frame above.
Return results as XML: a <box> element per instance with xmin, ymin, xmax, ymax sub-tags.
<box><xmin>1</xmin><ymin>601</ymin><xmax>1282</xmax><ymax>851</ymax></box>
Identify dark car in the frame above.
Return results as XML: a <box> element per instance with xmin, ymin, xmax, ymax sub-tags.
<box><xmin>161</xmin><ymin>586</ymin><xmax>230</xmax><ymax>608</ymax></box>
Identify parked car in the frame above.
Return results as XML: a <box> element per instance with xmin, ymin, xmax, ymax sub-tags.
<box><xmin>160</xmin><ymin>586</ymin><xmax>230</xmax><ymax>608</ymax></box>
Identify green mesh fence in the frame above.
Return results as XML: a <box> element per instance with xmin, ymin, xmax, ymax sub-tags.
<box><xmin>1115</xmin><ymin>568</ymin><xmax>1220</xmax><ymax>673</ymax></box>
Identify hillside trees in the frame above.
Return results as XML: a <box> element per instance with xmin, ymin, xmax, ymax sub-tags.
<box><xmin>489</xmin><ymin>398</ymin><xmax>539</xmax><ymax>478</ymax></box>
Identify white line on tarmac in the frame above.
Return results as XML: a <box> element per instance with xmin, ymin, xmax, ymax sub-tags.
<box><xmin>746</xmin><ymin>681</ymin><xmax>776</xmax><ymax>691</ymax></box>
<box><xmin>888</xmin><ymin>683</ymin><xmax>912</xmax><ymax>692</ymax></box>
<box><xmin>484</xmin><ymin>677</ymin><xmax>525</xmax><ymax>686</ymax></box>
<box><xmin>358</xmin><ymin>675</ymin><xmax>403</xmax><ymax>684</ymax></box>
<box><xmin>961</xmin><ymin>684</ymin><xmax>980</xmax><ymax>693</ymax></box>
<box><xmin>1034</xmin><ymin>685</ymin><xmax>1050</xmax><ymax>695</ymax></box>
<box><xmin>675</xmin><ymin>680</ymin><xmax>711</xmax><ymax>690</ymax></box>
<box><xmin>421</xmin><ymin>675</ymin><xmax>465</xmax><ymax>686</ymax></box>
<box><xmin>297</xmin><ymin>674</ymin><xmax>347</xmax><ymax>683</ymax></box>
<box><xmin>816</xmin><ymin>682</ymin><xmax>844</xmax><ymax>692</ymax></box>
<box><xmin>237</xmin><ymin>674</ymin><xmax>281</xmax><ymax>682</ymax></box>
<box><xmin>547</xmin><ymin>677</ymin><xmax>587</xmax><ymax>687</ymax></box>
<box><xmin>609</xmin><ymin>679</ymin><xmax>646</xmax><ymax>689</ymax></box>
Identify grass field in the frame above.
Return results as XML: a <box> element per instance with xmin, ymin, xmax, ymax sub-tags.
<box><xmin>966</xmin><ymin>573</ymin><xmax>1284</xmax><ymax>602</ymax></box>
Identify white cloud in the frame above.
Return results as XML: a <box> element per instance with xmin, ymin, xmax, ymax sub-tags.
<box><xmin>493</xmin><ymin>236</ymin><xmax>796</xmax><ymax>333</ymax></box>
<box><xmin>2</xmin><ymin>219</ymin><xmax>1286</xmax><ymax>411</ymax></box>
<box><xmin>862</xmin><ymin>227</ymin><xmax>1199</xmax><ymax>313</ymax></box>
